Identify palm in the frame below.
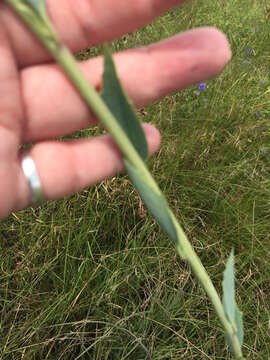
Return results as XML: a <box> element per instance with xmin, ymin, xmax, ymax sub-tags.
<box><xmin>0</xmin><ymin>0</ymin><xmax>231</xmax><ymax>218</ymax></box>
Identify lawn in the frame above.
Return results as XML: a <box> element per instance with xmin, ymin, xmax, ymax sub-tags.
<box><xmin>1</xmin><ymin>0</ymin><xmax>270</xmax><ymax>358</ymax></box>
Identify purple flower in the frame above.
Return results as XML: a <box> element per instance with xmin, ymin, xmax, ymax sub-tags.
<box><xmin>256</xmin><ymin>112</ymin><xmax>260</xmax><ymax>117</ymax></box>
<box><xmin>243</xmin><ymin>57</ymin><xmax>251</xmax><ymax>63</ymax></box>
<box><xmin>198</xmin><ymin>83</ymin><xmax>206</xmax><ymax>91</ymax></box>
<box><xmin>261</xmin><ymin>80</ymin><xmax>265</xmax><ymax>84</ymax></box>
<box><xmin>263</xmin><ymin>149</ymin><xmax>267</xmax><ymax>153</ymax></box>
<box><xmin>246</xmin><ymin>48</ymin><xmax>252</xmax><ymax>52</ymax></box>
<box><xmin>203</xmin><ymin>98</ymin><xmax>208</xmax><ymax>103</ymax></box>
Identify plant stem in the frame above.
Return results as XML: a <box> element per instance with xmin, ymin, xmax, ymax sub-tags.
<box><xmin>6</xmin><ymin>1</ymin><xmax>243</xmax><ymax>358</ymax></box>
<box><xmin>173</xmin><ymin>224</ymin><xmax>243</xmax><ymax>358</ymax></box>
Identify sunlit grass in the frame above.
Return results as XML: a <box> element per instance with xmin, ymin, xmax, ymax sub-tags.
<box><xmin>1</xmin><ymin>0</ymin><xmax>269</xmax><ymax>358</ymax></box>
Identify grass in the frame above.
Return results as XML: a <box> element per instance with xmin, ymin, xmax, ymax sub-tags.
<box><xmin>1</xmin><ymin>0</ymin><xmax>270</xmax><ymax>358</ymax></box>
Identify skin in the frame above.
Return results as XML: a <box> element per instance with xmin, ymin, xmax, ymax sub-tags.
<box><xmin>0</xmin><ymin>0</ymin><xmax>232</xmax><ymax>219</ymax></box>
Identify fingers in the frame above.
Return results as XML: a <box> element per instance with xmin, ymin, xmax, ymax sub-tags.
<box><xmin>13</xmin><ymin>123</ymin><xmax>161</xmax><ymax>214</ymax></box>
<box><xmin>1</xmin><ymin>0</ymin><xmax>190</xmax><ymax>66</ymax></box>
<box><xmin>0</xmin><ymin>23</ymin><xmax>24</xmax><ymax>219</ymax></box>
<box><xmin>21</xmin><ymin>27</ymin><xmax>232</xmax><ymax>142</ymax></box>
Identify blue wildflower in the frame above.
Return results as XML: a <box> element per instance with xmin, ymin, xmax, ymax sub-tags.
<box><xmin>246</xmin><ymin>48</ymin><xmax>252</xmax><ymax>52</ymax></box>
<box><xmin>198</xmin><ymin>83</ymin><xmax>206</xmax><ymax>91</ymax></box>
<box><xmin>203</xmin><ymin>98</ymin><xmax>208</xmax><ymax>103</ymax></box>
<box><xmin>256</xmin><ymin>112</ymin><xmax>260</xmax><ymax>117</ymax></box>
<box><xmin>263</xmin><ymin>149</ymin><xmax>267</xmax><ymax>153</ymax></box>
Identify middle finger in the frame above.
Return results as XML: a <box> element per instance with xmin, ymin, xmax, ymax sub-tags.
<box><xmin>21</xmin><ymin>27</ymin><xmax>231</xmax><ymax>142</ymax></box>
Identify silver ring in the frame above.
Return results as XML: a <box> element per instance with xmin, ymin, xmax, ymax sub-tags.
<box><xmin>21</xmin><ymin>154</ymin><xmax>45</xmax><ymax>206</ymax></box>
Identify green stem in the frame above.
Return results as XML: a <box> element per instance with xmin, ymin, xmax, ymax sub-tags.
<box><xmin>174</xmin><ymin>227</ymin><xmax>243</xmax><ymax>358</ymax></box>
<box><xmin>6</xmin><ymin>1</ymin><xmax>243</xmax><ymax>358</ymax></box>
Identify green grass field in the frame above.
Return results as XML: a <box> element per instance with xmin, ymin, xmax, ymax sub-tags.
<box><xmin>1</xmin><ymin>0</ymin><xmax>270</xmax><ymax>358</ymax></box>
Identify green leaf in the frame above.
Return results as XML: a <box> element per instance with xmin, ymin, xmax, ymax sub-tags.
<box><xmin>222</xmin><ymin>250</ymin><xmax>244</xmax><ymax>349</ymax></box>
<box><xmin>101</xmin><ymin>47</ymin><xmax>148</xmax><ymax>161</ymax></box>
<box><xmin>223</xmin><ymin>251</ymin><xmax>235</xmax><ymax>324</ymax></box>
<box><xmin>26</xmin><ymin>0</ymin><xmax>46</xmax><ymax>15</ymax></box>
<box><xmin>235</xmin><ymin>304</ymin><xmax>244</xmax><ymax>347</ymax></box>
<box><xmin>124</xmin><ymin>159</ymin><xmax>179</xmax><ymax>246</ymax></box>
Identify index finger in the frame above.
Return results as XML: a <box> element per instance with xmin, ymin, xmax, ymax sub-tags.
<box><xmin>0</xmin><ymin>0</ymin><xmax>190</xmax><ymax>66</ymax></box>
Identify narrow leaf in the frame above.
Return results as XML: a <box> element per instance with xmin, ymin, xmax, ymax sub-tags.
<box><xmin>26</xmin><ymin>0</ymin><xmax>46</xmax><ymax>15</ymax></box>
<box><xmin>101</xmin><ymin>48</ymin><xmax>148</xmax><ymax>161</ymax></box>
<box><xmin>222</xmin><ymin>250</ymin><xmax>244</xmax><ymax>348</ymax></box>
<box><xmin>235</xmin><ymin>305</ymin><xmax>244</xmax><ymax>347</ymax></box>
<box><xmin>124</xmin><ymin>159</ymin><xmax>179</xmax><ymax>246</ymax></box>
<box><xmin>222</xmin><ymin>250</ymin><xmax>235</xmax><ymax>324</ymax></box>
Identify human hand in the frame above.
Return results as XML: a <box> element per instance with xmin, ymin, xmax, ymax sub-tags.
<box><xmin>0</xmin><ymin>0</ymin><xmax>231</xmax><ymax>219</ymax></box>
